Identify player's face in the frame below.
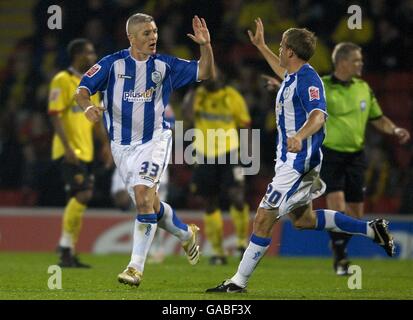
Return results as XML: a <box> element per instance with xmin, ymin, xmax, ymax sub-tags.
<box><xmin>129</xmin><ymin>22</ymin><xmax>158</xmax><ymax>57</ymax></box>
<box><xmin>279</xmin><ymin>37</ymin><xmax>291</xmax><ymax>68</ymax></box>
<box><xmin>344</xmin><ymin>50</ymin><xmax>363</xmax><ymax>77</ymax></box>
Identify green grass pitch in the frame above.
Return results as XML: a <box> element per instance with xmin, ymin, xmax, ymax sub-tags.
<box><xmin>0</xmin><ymin>252</ymin><xmax>411</xmax><ymax>300</ymax></box>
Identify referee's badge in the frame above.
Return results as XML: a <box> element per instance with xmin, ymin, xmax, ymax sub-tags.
<box><xmin>360</xmin><ymin>100</ymin><xmax>366</xmax><ymax>111</ymax></box>
<box><xmin>151</xmin><ymin>71</ymin><xmax>162</xmax><ymax>84</ymax></box>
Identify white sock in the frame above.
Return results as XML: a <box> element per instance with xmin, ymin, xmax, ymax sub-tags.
<box><xmin>149</xmin><ymin>229</ymin><xmax>165</xmax><ymax>257</ymax></box>
<box><xmin>128</xmin><ymin>214</ymin><xmax>158</xmax><ymax>272</ymax></box>
<box><xmin>231</xmin><ymin>234</ymin><xmax>271</xmax><ymax>288</ymax></box>
<box><xmin>157</xmin><ymin>202</ymin><xmax>191</xmax><ymax>242</ymax></box>
<box><xmin>59</xmin><ymin>232</ymin><xmax>73</xmax><ymax>249</ymax></box>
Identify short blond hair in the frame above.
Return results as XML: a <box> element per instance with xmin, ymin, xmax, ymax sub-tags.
<box><xmin>126</xmin><ymin>13</ymin><xmax>154</xmax><ymax>35</ymax></box>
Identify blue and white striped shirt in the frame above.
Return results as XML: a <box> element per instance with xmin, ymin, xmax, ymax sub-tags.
<box><xmin>79</xmin><ymin>48</ymin><xmax>199</xmax><ymax>145</ymax></box>
<box><xmin>275</xmin><ymin>63</ymin><xmax>327</xmax><ymax>174</ymax></box>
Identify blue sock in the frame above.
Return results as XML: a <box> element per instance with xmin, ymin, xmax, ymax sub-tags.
<box><xmin>315</xmin><ymin>209</ymin><xmax>373</xmax><ymax>238</ymax></box>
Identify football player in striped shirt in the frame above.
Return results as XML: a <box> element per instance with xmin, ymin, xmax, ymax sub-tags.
<box><xmin>207</xmin><ymin>18</ymin><xmax>395</xmax><ymax>293</ymax></box>
<box><xmin>75</xmin><ymin>13</ymin><xmax>215</xmax><ymax>287</ymax></box>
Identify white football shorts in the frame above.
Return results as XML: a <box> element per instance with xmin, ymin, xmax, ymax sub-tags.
<box><xmin>111</xmin><ymin>129</ymin><xmax>172</xmax><ymax>202</ymax></box>
<box><xmin>110</xmin><ymin>166</ymin><xmax>125</xmax><ymax>195</ymax></box>
<box><xmin>259</xmin><ymin>162</ymin><xmax>326</xmax><ymax>216</ymax></box>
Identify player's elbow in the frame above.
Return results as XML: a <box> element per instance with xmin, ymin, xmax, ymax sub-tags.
<box><xmin>198</xmin><ymin>69</ymin><xmax>210</xmax><ymax>81</ymax></box>
<box><xmin>310</xmin><ymin>110</ymin><xmax>326</xmax><ymax>128</ymax></box>
<box><xmin>292</xmin><ymin>217</ymin><xmax>316</xmax><ymax>230</ymax></box>
<box><xmin>198</xmin><ymin>64</ymin><xmax>216</xmax><ymax>81</ymax></box>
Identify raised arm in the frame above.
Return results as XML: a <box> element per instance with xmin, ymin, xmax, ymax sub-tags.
<box><xmin>187</xmin><ymin>15</ymin><xmax>215</xmax><ymax>80</ymax></box>
<box><xmin>248</xmin><ymin>18</ymin><xmax>285</xmax><ymax>80</ymax></box>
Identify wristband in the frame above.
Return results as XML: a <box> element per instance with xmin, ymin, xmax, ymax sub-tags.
<box><xmin>84</xmin><ymin>105</ymin><xmax>94</xmax><ymax>113</ymax></box>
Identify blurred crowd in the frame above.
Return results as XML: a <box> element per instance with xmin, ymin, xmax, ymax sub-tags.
<box><xmin>0</xmin><ymin>0</ymin><xmax>412</xmax><ymax>213</ymax></box>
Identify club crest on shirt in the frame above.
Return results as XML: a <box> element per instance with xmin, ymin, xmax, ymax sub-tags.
<box><xmin>308</xmin><ymin>86</ymin><xmax>320</xmax><ymax>101</ymax></box>
<box><xmin>151</xmin><ymin>71</ymin><xmax>162</xmax><ymax>84</ymax></box>
<box><xmin>360</xmin><ymin>100</ymin><xmax>366</xmax><ymax>111</ymax></box>
<box><xmin>85</xmin><ymin>64</ymin><xmax>101</xmax><ymax>77</ymax></box>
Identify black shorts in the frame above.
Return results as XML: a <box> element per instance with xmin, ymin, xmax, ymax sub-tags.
<box><xmin>191</xmin><ymin>152</ymin><xmax>244</xmax><ymax>197</ymax></box>
<box><xmin>56</xmin><ymin>158</ymin><xmax>95</xmax><ymax>196</ymax></box>
<box><xmin>320</xmin><ymin>146</ymin><xmax>367</xmax><ymax>202</ymax></box>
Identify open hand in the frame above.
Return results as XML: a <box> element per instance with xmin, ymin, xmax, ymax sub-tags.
<box><xmin>247</xmin><ymin>17</ymin><xmax>266</xmax><ymax>48</ymax></box>
<box><xmin>187</xmin><ymin>15</ymin><xmax>210</xmax><ymax>45</ymax></box>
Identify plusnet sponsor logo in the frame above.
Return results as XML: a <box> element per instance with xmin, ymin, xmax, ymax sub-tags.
<box><xmin>123</xmin><ymin>87</ymin><xmax>156</xmax><ymax>102</ymax></box>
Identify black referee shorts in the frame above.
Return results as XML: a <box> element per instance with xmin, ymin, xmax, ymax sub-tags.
<box><xmin>320</xmin><ymin>146</ymin><xmax>367</xmax><ymax>203</ymax></box>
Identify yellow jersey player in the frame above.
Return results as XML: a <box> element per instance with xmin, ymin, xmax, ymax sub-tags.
<box><xmin>48</xmin><ymin>38</ymin><xmax>112</xmax><ymax>268</ymax></box>
<box><xmin>184</xmin><ymin>69</ymin><xmax>251</xmax><ymax>265</ymax></box>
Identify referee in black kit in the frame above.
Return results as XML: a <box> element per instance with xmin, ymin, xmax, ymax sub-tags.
<box><xmin>321</xmin><ymin>42</ymin><xmax>410</xmax><ymax>275</ymax></box>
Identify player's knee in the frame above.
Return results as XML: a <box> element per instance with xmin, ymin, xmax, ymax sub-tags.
<box><xmin>136</xmin><ymin>197</ymin><xmax>153</xmax><ymax>212</ymax></box>
<box><xmin>253</xmin><ymin>213</ymin><xmax>272</xmax><ymax>235</ymax></box>
<box><xmin>292</xmin><ymin>216</ymin><xmax>316</xmax><ymax>230</ymax></box>
<box><xmin>292</xmin><ymin>219</ymin><xmax>307</xmax><ymax>230</ymax></box>
<box><xmin>135</xmin><ymin>189</ymin><xmax>154</xmax><ymax>213</ymax></box>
